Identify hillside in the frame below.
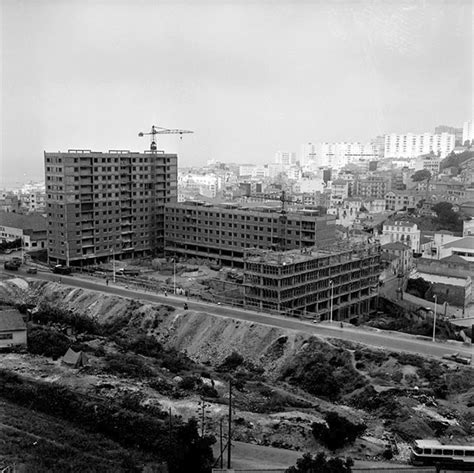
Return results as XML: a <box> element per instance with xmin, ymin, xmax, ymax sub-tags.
<box><xmin>0</xmin><ymin>278</ymin><xmax>473</xmax><ymax>470</ymax></box>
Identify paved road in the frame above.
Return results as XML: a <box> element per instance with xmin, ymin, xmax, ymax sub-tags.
<box><xmin>2</xmin><ymin>267</ymin><xmax>473</xmax><ymax>362</ymax></box>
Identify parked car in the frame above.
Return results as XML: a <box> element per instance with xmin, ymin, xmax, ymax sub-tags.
<box><xmin>52</xmin><ymin>265</ymin><xmax>72</xmax><ymax>275</ymax></box>
<box><xmin>442</xmin><ymin>352</ymin><xmax>471</xmax><ymax>365</ymax></box>
<box><xmin>27</xmin><ymin>267</ymin><xmax>37</xmax><ymax>274</ymax></box>
<box><xmin>4</xmin><ymin>261</ymin><xmax>19</xmax><ymax>270</ymax></box>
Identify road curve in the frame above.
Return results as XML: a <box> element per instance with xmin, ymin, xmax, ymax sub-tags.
<box><xmin>3</xmin><ymin>268</ymin><xmax>473</xmax><ymax>362</ymax></box>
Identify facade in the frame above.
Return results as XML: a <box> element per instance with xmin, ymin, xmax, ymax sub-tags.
<box><xmin>0</xmin><ymin>309</ymin><xmax>27</xmax><ymax>349</ymax></box>
<box><xmin>384</xmin><ymin>133</ymin><xmax>455</xmax><ymax>159</ymax></box>
<box><xmin>414</xmin><ymin>154</ymin><xmax>441</xmax><ymax>176</ymax></box>
<box><xmin>243</xmin><ymin>242</ymin><xmax>380</xmax><ymax>320</ymax></box>
<box><xmin>462</xmin><ymin>120</ymin><xmax>473</xmax><ymax>145</ymax></box>
<box><xmin>0</xmin><ymin>211</ymin><xmax>47</xmax><ymax>250</ymax></box>
<box><xmin>381</xmin><ymin>221</ymin><xmax>421</xmax><ymax>253</ymax></box>
<box><xmin>164</xmin><ymin>201</ymin><xmax>336</xmax><ymax>267</ymax></box>
<box><xmin>385</xmin><ymin>191</ymin><xmax>421</xmax><ymax>211</ymax></box>
<box><xmin>45</xmin><ymin>149</ymin><xmax>177</xmax><ymax>265</ymax></box>
<box><xmin>303</xmin><ymin>142</ymin><xmax>378</xmax><ymax>169</ymax></box>
<box><xmin>354</xmin><ymin>177</ymin><xmax>388</xmax><ymax>199</ymax></box>
<box><xmin>275</xmin><ymin>151</ymin><xmax>297</xmax><ymax>166</ymax></box>
<box><xmin>435</xmin><ymin>125</ymin><xmax>463</xmax><ymax>145</ymax></box>
<box><xmin>381</xmin><ymin>241</ymin><xmax>412</xmax><ymax>274</ymax></box>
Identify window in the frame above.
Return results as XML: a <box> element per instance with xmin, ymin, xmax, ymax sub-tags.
<box><xmin>0</xmin><ymin>333</ymin><xmax>13</xmax><ymax>340</ymax></box>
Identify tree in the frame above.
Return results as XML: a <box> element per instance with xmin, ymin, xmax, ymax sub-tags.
<box><xmin>411</xmin><ymin>169</ymin><xmax>431</xmax><ymax>182</ymax></box>
<box><xmin>432</xmin><ymin>202</ymin><xmax>463</xmax><ymax>232</ymax></box>
<box><xmin>286</xmin><ymin>452</ymin><xmax>353</xmax><ymax>473</ymax></box>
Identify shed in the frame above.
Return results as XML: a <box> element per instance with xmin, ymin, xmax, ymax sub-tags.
<box><xmin>0</xmin><ymin>309</ymin><xmax>27</xmax><ymax>349</ymax></box>
<box><xmin>62</xmin><ymin>348</ymin><xmax>89</xmax><ymax>368</ymax></box>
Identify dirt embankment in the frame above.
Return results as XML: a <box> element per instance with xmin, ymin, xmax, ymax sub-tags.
<box><xmin>1</xmin><ymin>278</ymin><xmax>473</xmax><ymax>461</ymax></box>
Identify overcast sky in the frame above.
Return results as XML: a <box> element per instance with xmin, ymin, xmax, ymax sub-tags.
<box><xmin>1</xmin><ymin>0</ymin><xmax>472</xmax><ymax>186</ymax></box>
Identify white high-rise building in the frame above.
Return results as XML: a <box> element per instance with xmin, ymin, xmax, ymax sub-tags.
<box><xmin>384</xmin><ymin>132</ymin><xmax>455</xmax><ymax>159</ymax></box>
<box><xmin>462</xmin><ymin>120</ymin><xmax>473</xmax><ymax>145</ymax></box>
<box><xmin>274</xmin><ymin>151</ymin><xmax>297</xmax><ymax>166</ymax></box>
<box><xmin>301</xmin><ymin>142</ymin><xmax>378</xmax><ymax>169</ymax></box>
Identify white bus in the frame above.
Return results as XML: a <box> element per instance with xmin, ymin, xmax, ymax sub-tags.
<box><xmin>411</xmin><ymin>439</ymin><xmax>474</xmax><ymax>470</ymax></box>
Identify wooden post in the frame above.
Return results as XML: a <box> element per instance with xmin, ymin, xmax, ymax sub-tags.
<box><xmin>227</xmin><ymin>380</ymin><xmax>232</xmax><ymax>469</ymax></box>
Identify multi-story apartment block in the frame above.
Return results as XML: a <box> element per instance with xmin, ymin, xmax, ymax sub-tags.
<box><xmin>302</xmin><ymin>142</ymin><xmax>378</xmax><ymax>169</ymax></box>
<box><xmin>164</xmin><ymin>201</ymin><xmax>336</xmax><ymax>267</ymax></box>
<box><xmin>384</xmin><ymin>132</ymin><xmax>455</xmax><ymax>159</ymax></box>
<box><xmin>45</xmin><ymin>149</ymin><xmax>177</xmax><ymax>266</ymax></box>
<box><xmin>463</xmin><ymin>120</ymin><xmax>474</xmax><ymax>145</ymax></box>
<box><xmin>381</xmin><ymin>221</ymin><xmax>421</xmax><ymax>253</ymax></box>
<box><xmin>414</xmin><ymin>153</ymin><xmax>441</xmax><ymax>176</ymax></box>
<box><xmin>354</xmin><ymin>176</ymin><xmax>388</xmax><ymax>199</ymax></box>
<box><xmin>243</xmin><ymin>241</ymin><xmax>380</xmax><ymax>320</ymax></box>
<box><xmin>275</xmin><ymin>151</ymin><xmax>297</xmax><ymax>166</ymax></box>
<box><xmin>385</xmin><ymin>190</ymin><xmax>422</xmax><ymax>211</ymax></box>
<box><xmin>435</xmin><ymin>125</ymin><xmax>463</xmax><ymax>145</ymax></box>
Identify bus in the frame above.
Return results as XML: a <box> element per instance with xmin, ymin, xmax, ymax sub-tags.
<box><xmin>411</xmin><ymin>439</ymin><xmax>474</xmax><ymax>470</ymax></box>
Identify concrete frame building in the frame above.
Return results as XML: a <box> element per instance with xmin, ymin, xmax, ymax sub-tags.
<box><xmin>462</xmin><ymin>120</ymin><xmax>473</xmax><ymax>145</ymax></box>
<box><xmin>243</xmin><ymin>242</ymin><xmax>380</xmax><ymax>321</ymax></box>
<box><xmin>164</xmin><ymin>201</ymin><xmax>336</xmax><ymax>267</ymax></box>
<box><xmin>45</xmin><ymin>149</ymin><xmax>177</xmax><ymax>266</ymax></box>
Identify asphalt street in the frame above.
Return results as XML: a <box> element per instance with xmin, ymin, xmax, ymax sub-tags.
<box><xmin>2</xmin><ymin>267</ymin><xmax>473</xmax><ymax>362</ymax></box>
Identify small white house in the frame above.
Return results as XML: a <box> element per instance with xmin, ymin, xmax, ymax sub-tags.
<box><xmin>0</xmin><ymin>309</ymin><xmax>27</xmax><ymax>349</ymax></box>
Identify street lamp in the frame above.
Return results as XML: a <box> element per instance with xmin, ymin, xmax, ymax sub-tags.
<box><xmin>432</xmin><ymin>295</ymin><xmax>438</xmax><ymax>343</ymax></box>
<box><xmin>329</xmin><ymin>280</ymin><xmax>334</xmax><ymax>323</ymax></box>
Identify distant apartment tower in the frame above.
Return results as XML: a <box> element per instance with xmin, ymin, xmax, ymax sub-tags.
<box><xmin>384</xmin><ymin>133</ymin><xmax>455</xmax><ymax>159</ymax></box>
<box><xmin>275</xmin><ymin>151</ymin><xmax>297</xmax><ymax>166</ymax></box>
<box><xmin>302</xmin><ymin>142</ymin><xmax>378</xmax><ymax>169</ymax></box>
<box><xmin>164</xmin><ymin>201</ymin><xmax>336</xmax><ymax>267</ymax></box>
<box><xmin>435</xmin><ymin>125</ymin><xmax>463</xmax><ymax>145</ymax></box>
<box><xmin>45</xmin><ymin>149</ymin><xmax>177</xmax><ymax>265</ymax></box>
<box><xmin>463</xmin><ymin>120</ymin><xmax>474</xmax><ymax>145</ymax></box>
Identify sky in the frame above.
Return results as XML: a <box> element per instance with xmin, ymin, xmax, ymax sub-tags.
<box><xmin>0</xmin><ymin>0</ymin><xmax>473</xmax><ymax>186</ymax></box>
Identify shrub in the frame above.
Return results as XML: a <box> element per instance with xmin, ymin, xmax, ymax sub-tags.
<box><xmin>27</xmin><ymin>326</ymin><xmax>70</xmax><ymax>359</ymax></box>
<box><xmin>218</xmin><ymin>352</ymin><xmax>244</xmax><ymax>372</ymax></box>
<box><xmin>104</xmin><ymin>353</ymin><xmax>154</xmax><ymax>379</ymax></box>
<box><xmin>312</xmin><ymin>412</ymin><xmax>366</xmax><ymax>451</ymax></box>
<box><xmin>199</xmin><ymin>384</ymin><xmax>218</xmax><ymax>398</ymax></box>
<box><xmin>286</xmin><ymin>452</ymin><xmax>353</xmax><ymax>473</ymax></box>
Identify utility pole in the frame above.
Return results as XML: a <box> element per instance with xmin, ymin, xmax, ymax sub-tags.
<box><xmin>433</xmin><ymin>295</ymin><xmax>438</xmax><ymax>343</ymax></box>
<box><xmin>227</xmin><ymin>380</ymin><xmax>232</xmax><ymax>469</ymax></box>
<box><xmin>219</xmin><ymin>418</ymin><xmax>224</xmax><ymax>469</ymax></box>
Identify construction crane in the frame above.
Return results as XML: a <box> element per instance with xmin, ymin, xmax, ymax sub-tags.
<box><xmin>138</xmin><ymin>125</ymin><xmax>193</xmax><ymax>151</ymax></box>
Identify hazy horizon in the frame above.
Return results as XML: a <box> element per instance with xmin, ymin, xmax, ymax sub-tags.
<box><xmin>1</xmin><ymin>0</ymin><xmax>473</xmax><ymax>186</ymax></box>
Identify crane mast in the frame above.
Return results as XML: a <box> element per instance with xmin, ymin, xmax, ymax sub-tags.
<box><xmin>138</xmin><ymin>125</ymin><xmax>193</xmax><ymax>151</ymax></box>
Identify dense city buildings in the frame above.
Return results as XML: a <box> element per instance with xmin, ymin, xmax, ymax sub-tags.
<box><xmin>164</xmin><ymin>201</ymin><xmax>336</xmax><ymax>267</ymax></box>
<box><xmin>243</xmin><ymin>241</ymin><xmax>380</xmax><ymax>320</ymax></box>
<box><xmin>435</xmin><ymin>125</ymin><xmax>463</xmax><ymax>145</ymax></box>
<box><xmin>0</xmin><ymin>211</ymin><xmax>47</xmax><ymax>251</ymax></box>
<box><xmin>384</xmin><ymin>132</ymin><xmax>455</xmax><ymax>159</ymax></box>
<box><xmin>44</xmin><ymin>149</ymin><xmax>177</xmax><ymax>266</ymax></box>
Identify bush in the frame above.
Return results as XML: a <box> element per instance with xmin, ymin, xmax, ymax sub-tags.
<box><xmin>104</xmin><ymin>353</ymin><xmax>154</xmax><ymax>378</ymax></box>
<box><xmin>199</xmin><ymin>384</ymin><xmax>218</xmax><ymax>398</ymax></box>
<box><xmin>27</xmin><ymin>326</ymin><xmax>70</xmax><ymax>359</ymax></box>
<box><xmin>312</xmin><ymin>412</ymin><xmax>366</xmax><ymax>451</ymax></box>
<box><xmin>218</xmin><ymin>352</ymin><xmax>244</xmax><ymax>372</ymax></box>
<box><xmin>286</xmin><ymin>452</ymin><xmax>353</xmax><ymax>473</ymax></box>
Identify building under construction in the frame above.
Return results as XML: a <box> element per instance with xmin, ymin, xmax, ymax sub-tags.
<box><xmin>164</xmin><ymin>201</ymin><xmax>336</xmax><ymax>267</ymax></box>
<box><xmin>243</xmin><ymin>241</ymin><xmax>381</xmax><ymax>321</ymax></box>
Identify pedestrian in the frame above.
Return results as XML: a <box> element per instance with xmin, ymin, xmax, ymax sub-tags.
<box><xmin>164</xmin><ymin>290</ymin><xmax>168</xmax><ymax>297</ymax></box>
<box><xmin>106</xmin><ymin>278</ymin><xmax>109</xmax><ymax>286</ymax></box>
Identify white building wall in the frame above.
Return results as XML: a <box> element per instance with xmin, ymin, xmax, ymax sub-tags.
<box><xmin>463</xmin><ymin>120</ymin><xmax>473</xmax><ymax>145</ymax></box>
<box><xmin>384</xmin><ymin>133</ymin><xmax>455</xmax><ymax>159</ymax></box>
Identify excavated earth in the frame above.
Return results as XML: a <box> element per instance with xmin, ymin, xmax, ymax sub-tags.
<box><xmin>1</xmin><ymin>278</ymin><xmax>473</xmax><ymax>464</ymax></box>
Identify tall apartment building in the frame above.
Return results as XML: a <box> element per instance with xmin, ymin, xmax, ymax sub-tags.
<box><xmin>463</xmin><ymin>120</ymin><xmax>473</xmax><ymax>145</ymax></box>
<box><xmin>164</xmin><ymin>201</ymin><xmax>336</xmax><ymax>267</ymax></box>
<box><xmin>243</xmin><ymin>242</ymin><xmax>380</xmax><ymax>320</ymax></box>
<box><xmin>45</xmin><ymin>149</ymin><xmax>177</xmax><ymax>266</ymax></box>
<box><xmin>384</xmin><ymin>133</ymin><xmax>455</xmax><ymax>159</ymax></box>
<box><xmin>435</xmin><ymin>125</ymin><xmax>463</xmax><ymax>145</ymax></box>
<box><xmin>301</xmin><ymin>142</ymin><xmax>378</xmax><ymax>169</ymax></box>
<box><xmin>275</xmin><ymin>151</ymin><xmax>297</xmax><ymax>166</ymax></box>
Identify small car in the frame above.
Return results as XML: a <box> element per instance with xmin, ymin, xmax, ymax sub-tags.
<box><xmin>27</xmin><ymin>268</ymin><xmax>37</xmax><ymax>274</ymax></box>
